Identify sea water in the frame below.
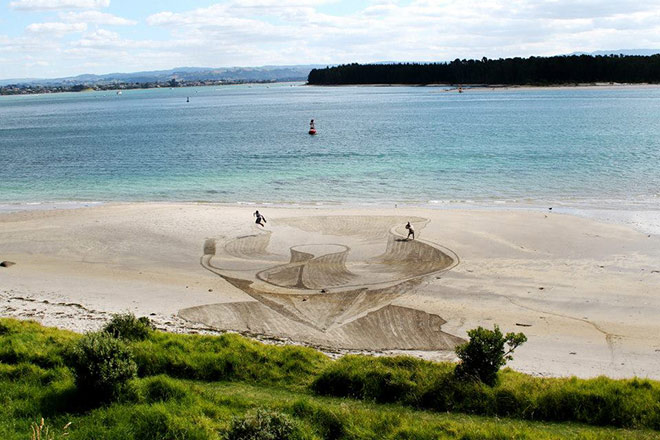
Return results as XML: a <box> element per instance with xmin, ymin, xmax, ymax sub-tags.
<box><xmin>1</xmin><ymin>83</ymin><xmax>659</xmax><ymax>229</ymax></box>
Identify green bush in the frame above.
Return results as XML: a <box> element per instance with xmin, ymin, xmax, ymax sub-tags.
<box><xmin>454</xmin><ymin>325</ymin><xmax>527</xmax><ymax>386</ymax></box>
<box><xmin>419</xmin><ymin>372</ymin><xmax>495</xmax><ymax>414</ymax></box>
<box><xmin>226</xmin><ymin>409</ymin><xmax>301</xmax><ymax>440</ymax></box>
<box><xmin>103</xmin><ymin>313</ymin><xmax>154</xmax><ymax>341</ymax></box>
<box><xmin>310</xmin><ymin>361</ymin><xmax>364</xmax><ymax>399</ymax></box>
<box><xmin>67</xmin><ymin>331</ymin><xmax>137</xmax><ymax>402</ymax></box>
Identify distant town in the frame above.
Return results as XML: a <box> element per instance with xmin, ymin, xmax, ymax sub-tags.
<box><xmin>0</xmin><ymin>78</ymin><xmax>278</xmax><ymax>95</ymax></box>
<box><xmin>0</xmin><ymin>65</ymin><xmax>320</xmax><ymax>96</ymax></box>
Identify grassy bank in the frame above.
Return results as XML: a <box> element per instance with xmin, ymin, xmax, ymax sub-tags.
<box><xmin>1</xmin><ymin>318</ymin><xmax>659</xmax><ymax>439</ymax></box>
<box><xmin>311</xmin><ymin>356</ymin><xmax>660</xmax><ymax>429</ymax></box>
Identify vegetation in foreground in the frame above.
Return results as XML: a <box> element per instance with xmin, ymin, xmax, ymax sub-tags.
<box><xmin>1</xmin><ymin>316</ymin><xmax>659</xmax><ymax>439</ymax></box>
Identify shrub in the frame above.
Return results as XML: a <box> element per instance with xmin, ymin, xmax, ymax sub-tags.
<box><xmin>103</xmin><ymin>312</ymin><xmax>154</xmax><ymax>341</ymax></box>
<box><xmin>419</xmin><ymin>372</ymin><xmax>496</xmax><ymax>414</ymax></box>
<box><xmin>226</xmin><ymin>409</ymin><xmax>301</xmax><ymax>440</ymax></box>
<box><xmin>454</xmin><ymin>325</ymin><xmax>527</xmax><ymax>386</ymax></box>
<box><xmin>67</xmin><ymin>331</ymin><xmax>137</xmax><ymax>402</ymax></box>
<box><xmin>310</xmin><ymin>362</ymin><xmax>363</xmax><ymax>399</ymax></box>
<box><xmin>362</xmin><ymin>367</ymin><xmax>417</xmax><ymax>403</ymax></box>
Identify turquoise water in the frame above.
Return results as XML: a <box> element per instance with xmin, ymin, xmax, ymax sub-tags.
<box><xmin>1</xmin><ymin>83</ymin><xmax>659</xmax><ymax>210</ymax></box>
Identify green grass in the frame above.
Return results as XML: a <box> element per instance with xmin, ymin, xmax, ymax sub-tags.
<box><xmin>131</xmin><ymin>330</ymin><xmax>330</xmax><ymax>390</ymax></box>
<box><xmin>0</xmin><ymin>319</ymin><xmax>76</xmax><ymax>368</ymax></box>
<box><xmin>1</xmin><ymin>317</ymin><xmax>659</xmax><ymax>439</ymax></box>
<box><xmin>2</xmin><ymin>375</ymin><xmax>658</xmax><ymax>440</ymax></box>
<box><xmin>311</xmin><ymin>355</ymin><xmax>660</xmax><ymax>429</ymax></box>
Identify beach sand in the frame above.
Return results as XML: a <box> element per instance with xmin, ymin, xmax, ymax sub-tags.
<box><xmin>2</xmin><ymin>203</ymin><xmax>659</xmax><ymax>379</ymax></box>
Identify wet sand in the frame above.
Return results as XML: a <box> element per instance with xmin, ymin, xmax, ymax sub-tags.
<box><xmin>1</xmin><ymin>203</ymin><xmax>659</xmax><ymax>378</ymax></box>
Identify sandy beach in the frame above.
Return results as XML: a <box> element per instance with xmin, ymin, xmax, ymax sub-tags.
<box><xmin>1</xmin><ymin>203</ymin><xmax>659</xmax><ymax>379</ymax></box>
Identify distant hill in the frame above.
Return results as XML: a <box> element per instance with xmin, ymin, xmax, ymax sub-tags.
<box><xmin>0</xmin><ymin>65</ymin><xmax>327</xmax><ymax>87</ymax></box>
<box><xmin>569</xmin><ymin>49</ymin><xmax>660</xmax><ymax>56</ymax></box>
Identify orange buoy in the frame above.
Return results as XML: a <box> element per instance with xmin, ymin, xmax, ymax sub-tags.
<box><xmin>309</xmin><ymin>128</ymin><xmax>317</xmax><ymax>135</ymax></box>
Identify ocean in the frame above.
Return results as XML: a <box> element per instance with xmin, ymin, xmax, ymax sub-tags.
<box><xmin>1</xmin><ymin>83</ymin><xmax>659</xmax><ymax>231</ymax></box>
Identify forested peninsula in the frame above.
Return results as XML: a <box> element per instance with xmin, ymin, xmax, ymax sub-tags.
<box><xmin>307</xmin><ymin>54</ymin><xmax>660</xmax><ymax>86</ymax></box>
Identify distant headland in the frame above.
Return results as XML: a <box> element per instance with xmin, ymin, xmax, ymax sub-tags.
<box><xmin>0</xmin><ymin>78</ymin><xmax>279</xmax><ymax>96</ymax></box>
<box><xmin>0</xmin><ymin>65</ymin><xmax>321</xmax><ymax>96</ymax></box>
<box><xmin>307</xmin><ymin>54</ymin><xmax>660</xmax><ymax>86</ymax></box>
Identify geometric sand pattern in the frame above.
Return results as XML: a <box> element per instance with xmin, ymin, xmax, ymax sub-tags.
<box><xmin>180</xmin><ymin>216</ymin><xmax>464</xmax><ymax>350</ymax></box>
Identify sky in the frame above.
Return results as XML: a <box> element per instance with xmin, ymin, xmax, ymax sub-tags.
<box><xmin>1</xmin><ymin>0</ymin><xmax>660</xmax><ymax>79</ymax></box>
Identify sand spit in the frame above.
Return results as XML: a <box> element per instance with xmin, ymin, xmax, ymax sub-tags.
<box><xmin>1</xmin><ymin>203</ymin><xmax>660</xmax><ymax>378</ymax></box>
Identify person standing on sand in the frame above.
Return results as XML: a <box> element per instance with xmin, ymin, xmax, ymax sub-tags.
<box><xmin>254</xmin><ymin>210</ymin><xmax>267</xmax><ymax>227</ymax></box>
<box><xmin>405</xmin><ymin>221</ymin><xmax>415</xmax><ymax>240</ymax></box>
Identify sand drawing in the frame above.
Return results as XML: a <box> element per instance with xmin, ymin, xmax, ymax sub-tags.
<box><xmin>179</xmin><ymin>216</ymin><xmax>465</xmax><ymax>351</ymax></box>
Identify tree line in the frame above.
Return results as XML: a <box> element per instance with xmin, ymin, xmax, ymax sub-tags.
<box><xmin>307</xmin><ymin>54</ymin><xmax>660</xmax><ymax>85</ymax></box>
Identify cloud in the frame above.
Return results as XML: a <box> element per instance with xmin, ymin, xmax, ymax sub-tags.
<box><xmin>2</xmin><ymin>0</ymin><xmax>660</xmax><ymax>79</ymax></box>
<box><xmin>26</xmin><ymin>59</ymin><xmax>49</xmax><ymax>67</ymax></box>
<box><xmin>26</xmin><ymin>22</ymin><xmax>87</xmax><ymax>35</ymax></box>
<box><xmin>59</xmin><ymin>11</ymin><xmax>137</xmax><ymax>26</ymax></box>
<box><xmin>125</xmin><ymin>0</ymin><xmax>660</xmax><ymax>68</ymax></box>
<box><xmin>9</xmin><ymin>0</ymin><xmax>110</xmax><ymax>11</ymax></box>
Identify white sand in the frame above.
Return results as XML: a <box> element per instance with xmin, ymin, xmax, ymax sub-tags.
<box><xmin>1</xmin><ymin>203</ymin><xmax>659</xmax><ymax>379</ymax></box>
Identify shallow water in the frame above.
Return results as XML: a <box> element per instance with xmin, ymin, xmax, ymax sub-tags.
<box><xmin>1</xmin><ymin>83</ymin><xmax>659</xmax><ymax>212</ymax></box>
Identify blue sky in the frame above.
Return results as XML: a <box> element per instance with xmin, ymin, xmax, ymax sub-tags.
<box><xmin>1</xmin><ymin>0</ymin><xmax>659</xmax><ymax>79</ymax></box>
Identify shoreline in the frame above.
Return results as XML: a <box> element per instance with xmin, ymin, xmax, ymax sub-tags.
<box><xmin>2</xmin><ymin>198</ymin><xmax>659</xmax><ymax>235</ymax></box>
<box><xmin>306</xmin><ymin>82</ymin><xmax>660</xmax><ymax>90</ymax></box>
<box><xmin>0</xmin><ymin>80</ymin><xmax>289</xmax><ymax>97</ymax></box>
<box><xmin>2</xmin><ymin>202</ymin><xmax>660</xmax><ymax>379</ymax></box>
<box><xmin>3</xmin><ymin>81</ymin><xmax>659</xmax><ymax>98</ymax></box>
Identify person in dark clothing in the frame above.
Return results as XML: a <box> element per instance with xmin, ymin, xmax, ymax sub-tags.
<box><xmin>254</xmin><ymin>210</ymin><xmax>267</xmax><ymax>227</ymax></box>
<box><xmin>405</xmin><ymin>221</ymin><xmax>415</xmax><ymax>240</ymax></box>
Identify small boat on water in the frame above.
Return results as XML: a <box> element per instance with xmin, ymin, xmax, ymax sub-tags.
<box><xmin>309</xmin><ymin>119</ymin><xmax>316</xmax><ymax>135</ymax></box>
